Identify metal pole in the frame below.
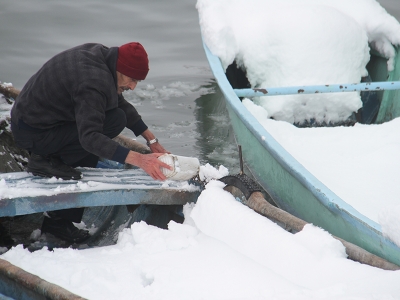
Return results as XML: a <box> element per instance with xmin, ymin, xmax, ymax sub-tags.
<box><xmin>234</xmin><ymin>81</ymin><xmax>400</xmax><ymax>98</ymax></box>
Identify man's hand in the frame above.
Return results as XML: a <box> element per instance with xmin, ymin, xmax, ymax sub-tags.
<box><xmin>125</xmin><ymin>150</ymin><xmax>172</xmax><ymax>181</ymax></box>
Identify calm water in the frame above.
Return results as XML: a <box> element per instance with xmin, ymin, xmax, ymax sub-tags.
<box><xmin>0</xmin><ymin>0</ymin><xmax>399</xmax><ymax>174</ymax></box>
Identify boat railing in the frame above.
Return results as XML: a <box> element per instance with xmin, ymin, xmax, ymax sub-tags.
<box><xmin>233</xmin><ymin>81</ymin><xmax>400</xmax><ymax>98</ymax></box>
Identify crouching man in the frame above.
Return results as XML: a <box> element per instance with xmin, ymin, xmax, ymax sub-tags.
<box><xmin>11</xmin><ymin>42</ymin><xmax>171</xmax><ymax>243</ymax></box>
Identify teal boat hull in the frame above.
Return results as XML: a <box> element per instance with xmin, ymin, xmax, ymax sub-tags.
<box><xmin>203</xmin><ymin>42</ymin><xmax>400</xmax><ymax>266</ymax></box>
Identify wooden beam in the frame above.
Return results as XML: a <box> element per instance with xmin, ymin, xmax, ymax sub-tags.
<box><xmin>247</xmin><ymin>191</ymin><xmax>400</xmax><ymax>271</ymax></box>
<box><xmin>0</xmin><ymin>84</ymin><xmax>20</xmax><ymax>100</ymax></box>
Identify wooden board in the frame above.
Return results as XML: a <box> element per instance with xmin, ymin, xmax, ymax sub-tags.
<box><xmin>0</xmin><ymin>167</ymin><xmax>201</xmax><ymax>217</ymax></box>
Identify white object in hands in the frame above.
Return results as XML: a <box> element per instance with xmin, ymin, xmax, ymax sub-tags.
<box><xmin>157</xmin><ymin>154</ymin><xmax>200</xmax><ymax>181</ymax></box>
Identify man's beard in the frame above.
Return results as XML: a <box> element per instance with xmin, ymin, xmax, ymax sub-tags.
<box><xmin>118</xmin><ymin>86</ymin><xmax>129</xmax><ymax>94</ymax></box>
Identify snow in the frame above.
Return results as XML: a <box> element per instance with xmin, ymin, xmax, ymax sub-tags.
<box><xmin>2</xmin><ymin>179</ymin><xmax>400</xmax><ymax>299</ymax></box>
<box><xmin>243</xmin><ymin>99</ymin><xmax>400</xmax><ymax>225</ymax></box>
<box><xmin>1</xmin><ymin>0</ymin><xmax>400</xmax><ymax>298</ymax></box>
<box><xmin>198</xmin><ymin>0</ymin><xmax>400</xmax><ymax>124</ymax></box>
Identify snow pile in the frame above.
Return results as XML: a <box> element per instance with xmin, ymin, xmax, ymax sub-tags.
<box><xmin>379</xmin><ymin>205</ymin><xmax>400</xmax><ymax>247</ymax></box>
<box><xmin>199</xmin><ymin>162</ymin><xmax>229</xmax><ymax>182</ymax></box>
<box><xmin>191</xmin><ymin>181</ymin><xmax>348</xmax><ymax>268</ymax></box>
<box><xmin>197</xmin><ymin>0</ymin><xmax>400</xmax><ymax>124</ymax></box>
<box><xmin>3</xmin><ymin>180</ymin><xmax>400</xmax><ymax>299</ymax></box>
<box><xmin>315</xmin><ymin>0</ymin><xmax>400</xmax><ymax>71</ymax></box>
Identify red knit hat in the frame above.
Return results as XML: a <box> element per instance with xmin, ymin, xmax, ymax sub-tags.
<box><xmin>117</xmin><ymin>42</ymin><xmax>149</xmax><ymax>80</ymax></box>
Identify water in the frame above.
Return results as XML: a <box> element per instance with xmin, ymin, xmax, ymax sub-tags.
<box><xmin>0</xmin><ymin>0</ymin><xmax>399</xmax><ymax>174</ymax></box>
<box><xmin>0</xmin><ymin>0</ymin><xmax>240</xmax><ymax>172</ymax></box>
<box><xmin>0</xmin><ymin>0</ymin><xmax>207</xmax><ymax>88</ymax></box>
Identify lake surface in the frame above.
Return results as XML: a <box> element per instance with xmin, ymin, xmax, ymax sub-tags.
<box><xmin>0</xmin><ymin>0</ymin><xmax>399</xmax><ymax>174</ymax></box>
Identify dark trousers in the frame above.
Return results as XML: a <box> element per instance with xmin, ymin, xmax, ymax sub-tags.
<box><xmin>11</xmin><ymin>108</ymin><xmax>127</xmax><ymax>223</ymax></box>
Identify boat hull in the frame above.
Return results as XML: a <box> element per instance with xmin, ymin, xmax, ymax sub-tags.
<box><xmin>203</xmin><ymin>42</ymin><xmax>400</xmax><ymax>266</ymax></box>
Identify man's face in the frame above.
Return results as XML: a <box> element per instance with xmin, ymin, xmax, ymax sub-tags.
<box><xmin>116</xmin><ymin>71</ymin><xmax>139</xmax><ymax>94</ymax></box>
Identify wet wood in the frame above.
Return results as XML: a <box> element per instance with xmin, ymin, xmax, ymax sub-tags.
<box><xmin>0</xmin><ymin>258</ymin><xmax>86</xmax><ymax>300</ymax></box>
<box><xmin>113</xmin><ymin>134</ymin><xmax>151</xmax><ymax>154</ymax></box>
<box><xmin>247</xmin><ymin>191</ymin><xmax>400</xmax><ymax>271</ymax></box>
<box><xmin>0</xmin><ymin>84</ymin><xmax>20</xmax><ymax>100</ymax></box>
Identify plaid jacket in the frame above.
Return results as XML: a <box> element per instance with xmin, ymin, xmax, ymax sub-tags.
<box><xmin>11</xmin><ymin>43</ymin><xmax>147</xmax><ymax>163</ymax></box>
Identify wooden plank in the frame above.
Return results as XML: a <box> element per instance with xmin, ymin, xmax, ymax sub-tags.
<box><xmin>0</xmin><ymin>168</ymin><xmax>201</xmax><ymax>217</ymax></box>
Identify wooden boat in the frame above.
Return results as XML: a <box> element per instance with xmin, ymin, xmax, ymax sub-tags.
<box><xmin>203</xmin><ymin>41</ymin><xmax>400</xmax><ymax>266</ymax></box>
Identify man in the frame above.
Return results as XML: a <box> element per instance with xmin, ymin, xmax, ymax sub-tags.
<box><xmin>11</xmin><ymin>42</ymin><xmax>172</xmax><ymax>243</ymax></box>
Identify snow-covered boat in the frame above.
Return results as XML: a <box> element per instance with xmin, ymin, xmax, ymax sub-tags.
<box><xmin>203</xmin><ymin>41</ymin><xmax>400</xmax><ymax>266</ymax></box>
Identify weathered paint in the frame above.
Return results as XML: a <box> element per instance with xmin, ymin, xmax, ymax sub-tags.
<box><xmin>376</xmin><ymin>47</ymin><xmax>400</xmax><ymax>123</ymax></box>
<box><xmin>234</xmin><ymin>81</ymin><xmax>400</xmax><ymax>98</ymax></box>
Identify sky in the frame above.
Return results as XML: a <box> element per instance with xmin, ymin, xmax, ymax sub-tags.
<box><xmin>1</xmin><ymin>0</ymin><xmax>400</xmax><ymax>299</ymax></box>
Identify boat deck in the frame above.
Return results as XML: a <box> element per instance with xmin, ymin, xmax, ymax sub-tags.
<box><xmin>0</xmin><ymin>167</ymin><xmax>201</xmax><ymax>217</ymax></box>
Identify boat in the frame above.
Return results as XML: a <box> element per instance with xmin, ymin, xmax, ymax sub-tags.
<box><xmin>202</xmin><ymin>41</ymin><xmax>400</xmax><ymax>266</ymax></box>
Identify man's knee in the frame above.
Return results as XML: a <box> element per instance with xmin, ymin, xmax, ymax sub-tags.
<box><xmin>104</xmin><ymin>108</ymin><xmax>126</xmax><ymax>138</ymax></box>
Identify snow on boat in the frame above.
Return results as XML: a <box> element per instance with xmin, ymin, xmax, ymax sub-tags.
<box><xmin>202</xmin><ymin>41</ymin><xmax>400</xmax><ymax>266</ymax></box>
<box><xmin>197</xmin><ymin>0</ymin><xmax>400</xmax><ymax>267</ymax></box>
